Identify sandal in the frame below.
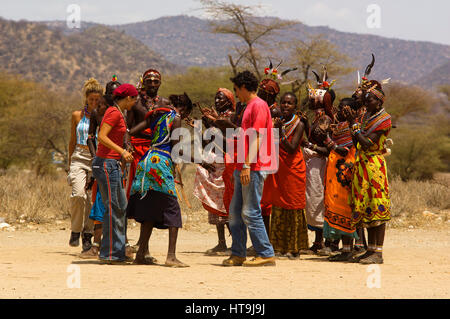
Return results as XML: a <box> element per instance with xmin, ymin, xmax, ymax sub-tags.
<box><xmin>328</xmin><ymin>251</ymin><xmax>353</xmax><ymax>262</ymax></box>
<box><xmin>133</xmin><ymin>253</ymin><xmax>157</xmax><ymax>265</ymax></box>
<box><xmin>205</xmin><ymin>244</ymin><xmax>228</xmax><ymax>256</ymax></box>
<box><xmin>349</xmin><ymin>250</ymin><xmax>373</xmax><ymax>263</ymax></box>
<box><xmin>164</xmin><ymin>260</ymin><xmax>190</xmax><ymax>268</ymax></box>
<box><xmin>301</xmin><ymin>242</ymin><xmax>323</xmax><ymax>255</ymax></box>
<box><xmin>79</xmin><ymin>243</ymin><xmax>99</xmax><ymax>259</ymax></box>
<box><xmin>359</xmin><ymin>253</ymin><xmax>383</xmax><ymax>264</ymax></box>
<box><xmin>275</xmin><ymin>252</ymin><xmax>289</xmax><ymax>260</ymax></box>
<box><xmin>286</xmin><ymin>252</ymin><xmax>300</xmax><ymax>260</ymax></box>
<box><xmin>144</xmin><ymin>255</ymin><xmax>158</xmax><ymax>264</ymax></box>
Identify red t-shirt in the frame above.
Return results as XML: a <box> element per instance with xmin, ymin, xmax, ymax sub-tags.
<box><xmin>96</xmin><ymin>107</ymin><xmax>126</xmax><ymax>159</ymax></box>
<box><xmin>235</xmin><ymin>96</ymin><xmax>276</xmax><ymax>172</ymax></box>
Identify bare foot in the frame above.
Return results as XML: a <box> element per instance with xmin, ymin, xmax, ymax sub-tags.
<box><xmin>165</xmin><ymin>256</ymin><xmax>189</xmax><ymax>268</ymax></box>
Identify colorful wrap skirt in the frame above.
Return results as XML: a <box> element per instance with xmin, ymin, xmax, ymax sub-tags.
<box><xmin>126</xmin><ymin>148</ymin><xmax>182</xmax><ymax>229</ymax></box>
<box><xmin>323</xmin><ymin>148</ymin><xmax>359</xmax><ymax>240</ymax></box>
<box><xmin>270</xmin><ymin>207</ymin><xmax>309</xmax><ymax>253</ymax></box>
<box><xmin>351</xmin><ymin>144</ymin><xmax>391</xmax><ymax>228</ymax></box>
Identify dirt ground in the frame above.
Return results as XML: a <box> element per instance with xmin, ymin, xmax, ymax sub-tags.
<box><xmin>0</xmin><ymin>221</ymin><xmax>449</xmax><ymax>299</ymax></box>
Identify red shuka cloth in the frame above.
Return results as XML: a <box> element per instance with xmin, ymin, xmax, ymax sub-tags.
<box><xmin>126</xmin><ymin>131</ymin><xmax>152</xmax><ymax>199</ymax></box>
<box><xmin>261</xmin><ymin>134</ymin><xmax>306</xmax><ymax>210</ymax></box>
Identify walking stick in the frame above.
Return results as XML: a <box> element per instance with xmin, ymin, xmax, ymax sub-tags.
<box><xmin>175</xmin><ymin>164</ymin><xmax>192</xmax><ymax>209</ymax></box>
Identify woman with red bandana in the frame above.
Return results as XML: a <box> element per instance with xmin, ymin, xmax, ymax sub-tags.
<box><xmin>92</xmin><ymin>83</ymin><xmax>136</xmax><ymax>264</ymax></box>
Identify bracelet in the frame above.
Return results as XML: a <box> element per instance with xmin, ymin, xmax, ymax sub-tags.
<box><xmin>243</xmin><ymin>163</ymin><xmax>250</xmax><ymax>169</ymax></box>
<box><xmin>351</xmin><ymin>123</ymin><xmax>361</xmax><ymax>136</ymax></box>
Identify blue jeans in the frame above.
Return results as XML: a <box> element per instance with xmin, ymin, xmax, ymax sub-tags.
<box><xmin>92</xmin><ymin>157</ymin><xmax>127</xmax><ymax>261</ymax></box>
<box><xmin>229</xmin><ymin>170</ymin><xmax>274</xmax><ymax>258</ymax></box>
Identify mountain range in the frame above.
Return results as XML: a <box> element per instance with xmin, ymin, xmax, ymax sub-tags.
<box><xmin>1</xmin><ymin>15</ymin><xmax>448</xmax><ymax>92</ymax></box>
<box><xmin>112</xmin><ymin>16</ymin><xmax>449</xmax><ymax>86</ymax></box>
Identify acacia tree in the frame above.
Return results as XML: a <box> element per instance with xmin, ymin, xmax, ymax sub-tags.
<box><xmin>0</xmin><ymin>72</ymin><xmax>75</xmax><ymax>174</ymax></box>
<box><xmin>384</xmin><ymin>83</ymin><xmax>435</xmax><ymax>124</ymax></box>
<box><xmin>199</xmin><ymin>0</ymin><xmax>296</xmax><ymax>79</ymax></box>
<box><xmin>279</xmin><ymin>34</ymin><xmax>354</xmax><ymax>97</ymax></box>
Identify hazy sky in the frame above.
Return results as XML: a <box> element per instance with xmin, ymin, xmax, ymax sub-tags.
<box><xmin>1</xmin><ymin>0</ymin><xmax>449</xmax><ymax>45</ymax></box>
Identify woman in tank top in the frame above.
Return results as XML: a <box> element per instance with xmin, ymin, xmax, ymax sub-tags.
<box><xmin>67</xmin><ymin>78</ymin><xmax>103</xmax><ymax>253</ymax></box>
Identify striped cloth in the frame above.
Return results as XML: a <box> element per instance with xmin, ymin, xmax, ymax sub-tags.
<box><xmin>362</xmin><ymin>108</ymin><xmax>391</xmax><ymax>136</ymax></box>
<box><xmin>332</xmin><ymin>122</ymin><xmax>353</xmax><ymax>148</ymax></box>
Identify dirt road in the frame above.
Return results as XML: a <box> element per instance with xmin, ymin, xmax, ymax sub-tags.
<box><xmin>0</xmin><ymin>222</ymin><xmax>449</xmax><ymax>299</ymax></box>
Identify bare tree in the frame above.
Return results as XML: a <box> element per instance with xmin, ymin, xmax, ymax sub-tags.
<box><xmin>199</xmin><ymin>0</ymin><xmax>296</xmax><ymax>79</ymax></box>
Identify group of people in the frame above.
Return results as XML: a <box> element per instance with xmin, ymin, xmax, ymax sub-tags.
<box><xmin>67</xmin><ymin>55</ymin><xmax>392</xmax><ymax>267</ymax></box>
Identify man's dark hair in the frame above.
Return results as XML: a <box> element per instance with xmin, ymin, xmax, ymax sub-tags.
<box><xmin>105</xmin><ymin>81</ymin><xmax>121</xmax><ymax>105</ymax></box>
<box><xmin>169</xmin><ymin>92</ymin><xmax>193</xmax><ymax>112</ymax></box>
<box><xmin>339</xmin><ymin>97</ymin><xmax>360</xmax><ymax>111</ymax></box>
<box><xmin>230</xmin><ymin>71</ymin><xmax>259</xmax><ymax>92</ymax></box>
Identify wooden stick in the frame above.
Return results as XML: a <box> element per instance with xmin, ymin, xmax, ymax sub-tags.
<box><xmin>175</xmin><ymin>164</ymin><xmax>192</xmax><ymax>209</ymax></box>
<box><xmin>174</xmin><ymin>185</ymin><xmax>182</xmax><ymax>203</ymax></box>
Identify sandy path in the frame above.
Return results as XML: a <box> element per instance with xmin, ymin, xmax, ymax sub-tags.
<box><xmin>0</xmin><ymin>223</ymin><xmax>449</xmax><ymax>299</ymax></box>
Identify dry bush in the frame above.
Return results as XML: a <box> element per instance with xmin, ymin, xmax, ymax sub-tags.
<box><xmin>389</xmin><ymin>175</ymin><xmax>450</xmax><ymax>228</ymax></box>
<box><xmin>0</xmin><ymin>168</ymin><xmax>70</xmax><ymax>224</ymax></box>
<box><xmin>2</xmin><ymin>166</ymin><xmax>448</xmax><ymax>230</ymax></box>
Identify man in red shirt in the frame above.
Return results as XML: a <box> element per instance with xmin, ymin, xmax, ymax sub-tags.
<box><xmin>222</xmin><ymin>71</ymin><xmax>277</xmax><ymax>267</ymax></box>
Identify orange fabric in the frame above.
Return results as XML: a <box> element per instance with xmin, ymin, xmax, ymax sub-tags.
<box><xmin>202</xmin><ymin>202</ymin><xmax>227</xmax><ymax>217</ymax></box>
<box><xmin>324</xmin><ymin>148</ymin><xmax>356</xmax><ymax>234</ymax></box>
<box><xmin>262</xmin><ymin>135</ymin><xmax>306</xmax><ymax>210</ymax></box>
<box><xmin>222</xmin><ymin>162</ymin><xmax>235</xmax><ymax>215</ymax></box>
<box><xmin>91</xmin><ymin>180</ymin><xmax>98</xmax><ymax>204</ymax></box>
<box><xmin>94</xmin><ymin>220</ymin><xmax>103</xmax><ymax>225</ymax></box>
<box><xmin>126</xmin><ymin>131</ymin><xmax>151</xmax><ymax>199</ymax></box>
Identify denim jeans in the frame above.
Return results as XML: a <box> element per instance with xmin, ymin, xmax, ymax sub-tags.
<box><xmin>229</xmin><ymin>169</ymin><xmax>274</xmax><ymax>258</ymax></box>
<box><xmin>92</xmin><ymin>157</ymin><xmax>127</xmax><ymax>261</ymax></box>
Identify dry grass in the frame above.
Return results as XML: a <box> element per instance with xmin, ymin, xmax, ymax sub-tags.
<box><xmin>177</xmin><ymin>164</ymin><xmax>214</xmax><ymax>232</ymax></box>
<box><xmin>389</xmin><ymin>175</ymin><xmax>450</xmax><ymax>228</ymax></box>
<box><xmin>1</xmin><ymin>167</ymin><xmax>449</xmax><ymax>230</ymax></box>
<box><xmin>0</xmin><ymin>168</ymin><xmax>70</xmax><ymax>225</ymax></box>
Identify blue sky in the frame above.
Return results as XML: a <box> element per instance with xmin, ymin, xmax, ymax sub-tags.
<box><xmin>1</xmin><ymin>0</ymin><xmax>449</xmax><ymax>45</ymax></box>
